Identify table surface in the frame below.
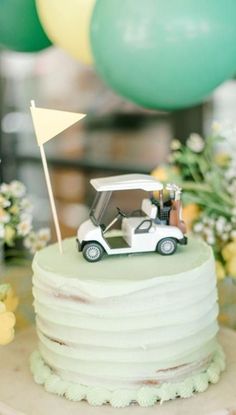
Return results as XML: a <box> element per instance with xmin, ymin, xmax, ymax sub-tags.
<box><xmin>0</xmin><ymin>328</ymin><xmax>236</xmax><ymax>415</ymax></box>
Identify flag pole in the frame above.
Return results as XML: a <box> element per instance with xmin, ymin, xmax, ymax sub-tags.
<box><xmin>31</xmin><ymin>100</ymin><xmax>63</xmax><ymax>254</ymax></box>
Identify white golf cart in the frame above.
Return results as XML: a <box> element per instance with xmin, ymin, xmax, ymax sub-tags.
<box><xmin>77</xmin><ymin>174</ymin><xmax>187</xmax><ymax>262</ymax></box>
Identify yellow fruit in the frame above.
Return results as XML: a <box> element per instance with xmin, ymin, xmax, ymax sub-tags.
<box><xmin>222</xmin><ymin>241</ymin><xmax>236</xmax><ymax>261</ymax></box>
<box><xmin>3</xmin><ymin>287</ymin><xmax>19</xmax><ymax>313</ymax></box>
<box><xmin>0</xmin><ymin>303</ymin><xmax>16</xmax><ymax>346</ymax></box>
<box><xmin>215</xmin><ymin>260</ymin><xmax>226</xmax><ymax>281</ymax></box>
<box><xmin>226</xmin><ymin>256</ymin><xmax>236</xmax><ymax>278</ymax></box>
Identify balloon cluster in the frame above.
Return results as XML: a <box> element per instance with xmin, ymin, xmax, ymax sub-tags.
<box><xmin>1</xmin><ymin>0</ymin><xmax>236</xmax><ymax>110</ymax></box>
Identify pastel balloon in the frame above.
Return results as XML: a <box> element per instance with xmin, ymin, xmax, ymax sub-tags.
<box><xmin>36</xmin><ymin>0</ymin><xmax>95</xmax><ymax>65</ymax></box>
<box><xmin>91</xmin><ymin>0</ymin><xmax>236</xmax><ymax>110</ymax></box>
<box><xmin>0</xmin><ymin>0</ymin><xmax>51</xmax><ymax>52</ymax></box>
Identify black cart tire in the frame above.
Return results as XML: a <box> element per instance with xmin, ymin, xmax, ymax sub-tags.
<box><xmin>82</xmin><ymin>242</ymin><xmax>104</xmax><ymax>262</ymax></box>
<box><xmin>157</xmin><ymin>238</ymin><xmax>177</xmax><ymax>255</ymax></box>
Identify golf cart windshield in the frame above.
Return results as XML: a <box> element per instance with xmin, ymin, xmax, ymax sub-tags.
<box><xmin>90</xmin><ymin>191</ymin><xmax>112</xmax><ymax>226</ymax></box>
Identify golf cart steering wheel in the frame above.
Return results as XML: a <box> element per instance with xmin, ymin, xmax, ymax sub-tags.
<box><xmin>116</xmin><ymin>207</ymin><xmax>127</xmax><ymax>217</ymax></box>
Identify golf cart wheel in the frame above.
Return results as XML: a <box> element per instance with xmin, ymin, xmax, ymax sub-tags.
<box><xmin>82</xmin><ymin>242</ymin><xmax>104</xmax><ymax>262</ymax></box>
<box><xmin>157</xmin><ymin>238</ymin><xmax>177</xmax><ymax>255</ymax></box>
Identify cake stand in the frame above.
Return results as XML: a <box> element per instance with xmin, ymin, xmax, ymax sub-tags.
<box><xmin>0</xmin><ymin>328</ymin><xmax>236</xmax><ymax>415</ymax></box>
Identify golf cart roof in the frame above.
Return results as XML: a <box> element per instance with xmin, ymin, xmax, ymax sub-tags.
<box><xmin>90</xmin><ymin>174</ymin><xmax>163</xmax><ymax>192</ymax></box>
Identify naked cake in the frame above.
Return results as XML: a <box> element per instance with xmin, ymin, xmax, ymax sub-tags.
<box><xmin>30</xmin><ymin>236</ymin><xmax>225</xmax><ymax>407</ymax></box>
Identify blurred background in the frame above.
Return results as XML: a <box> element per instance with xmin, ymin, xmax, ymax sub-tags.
<box><xmin>1</xmin><ymin>48</ymin><xmax>236</xmax><ymax>239</ymax></box>
<box><xmin>1</xmin><ymin>0</ymin><xmax>236</xmax><ymax>333</ymax></box>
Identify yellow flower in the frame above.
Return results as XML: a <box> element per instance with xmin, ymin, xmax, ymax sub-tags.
<box><xmin>0</xmin><ymin>207</ymin><xmax>5</xmax><ymax>217</ymax></box>
<box><xmin>212</xmin><ymin>121</ymin><xmax>222</xmax><ymax>134</ymax></box>
<box><xmin>226</xmin><ymin>256</ymin><xmax>236</xmax><ymax>278</ymax></box>
<box><xmin>170</xmin><ymin>139</ymin><xmax>182</xmax><ymax>151</ymax></box>
<box><xmin>0</xmin><ymin>302</ymin><xmax>16</xmax><ymax>346</ymax></box>
<box><xmin>182</xmin><ymin>203</ymin><xmax>201</xmax><ymax>231</ymax></box>
<box><xmin>9</xmin><ymin>204</ymin><xmax>19</xmax><ymax>215</ymax></box>
<box><xmin>0</xmin><ymin>207</ymin><xmax>10</xmax><ymax>223</ymax></box>
<box><xmin>215</xmin><ymin>260</ymin><xmax>226</xmax><ymax>281</ymax></box>
<box><xmin>214</xmin><ymin>152</ymin><xmax>230</xmax><ymax>167</ymax></box>
<box><xmin>222</xmin><ymin>241</ymin><xmax>236</xmax><ymax>261</ymax></box>
<box><xmin>4</xmin><ymin>225</ymin><xmax>16</xmax><ymax>246</ymax></box>
<box><xmin>152</xmin><ymin>166</ymin><xmax>169</xmax><ymax>182</ymax></box>
<box><xmin>152</xmin><ymin>165</ymin><xmax>180</xmax><ymax>182</ymax></box>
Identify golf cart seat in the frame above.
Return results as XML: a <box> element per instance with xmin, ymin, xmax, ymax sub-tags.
<box><xmin>141</xmin><ymin>198</ymin><xmax>157</xmax><ymax>219</ymax></box>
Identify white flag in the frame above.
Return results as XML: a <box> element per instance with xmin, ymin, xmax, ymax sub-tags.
<box><xmin>30</xmin><ymin>106</ymin><xmax>86</xmax><ymax>146</ymax></box>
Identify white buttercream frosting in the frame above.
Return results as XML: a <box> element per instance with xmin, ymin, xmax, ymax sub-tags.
<box><xmin>31</xmin><ymin>237</ymin><xmax>224</xmax><ymax>406</ymax></box>
<box><xmin>30</xmin><ymin>346</ymin><xmax>225</xmax><ymax>407</ymax></box>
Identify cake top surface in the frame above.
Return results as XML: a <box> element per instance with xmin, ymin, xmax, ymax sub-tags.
<box><xmin>33</xmin><ymin>236</ymin><xmax>213</xmax><ymax>283</ymax></box>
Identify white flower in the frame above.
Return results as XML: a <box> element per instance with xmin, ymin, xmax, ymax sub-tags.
<box><xmin>170</xmin><ymin>139</ymin><xmax>181</xmax><ymax>151</ymax></box>
<box><xmin>17</xmin><ymin>220</ymin><xmax>32</xmax><ymax>236</ymax></box>
<box><xmin>224</xmin><ymin>223</ymin><xmax>232</xmax><ymax>232</ymax></box>
<box><xmin>23</xmin><ymin>238</ymin><xmax>31</xmax><ymax>250</ymax></box>
<box><xmin>9</xmin><ymin>181</ymin><xmax>26</xmax><ymax>198</ymax></box>
<box><xmin>218</xmin><ymin>216</ymin><xmax>226</xmax><ymax>223</ymax></box>
<box><xmin>0</xmin><ymin>210</ymin><xmax>10</xmax><ymax>224</ymax></box>
<box><xmin>215</xmin><ymin>218</ymin><xmax>227</xmax><ymax>235</ymax></box>
<box><xmin>207</xmin><ymin>218</ymin><xmax>215</xmax><ymax>227</ymax></box>
<box><xmin>20</xmin><ymin>213</ymin><xmax>32</xmax><ymax>224</ymax></box>
<box><xmin>206</xmin><ymin>235</ymin><xmax>215</xmax><ymax>245</ymax></box>
<box><xmin>24</xmin><ymin>238</ymin><xmax>45</xmax><ymax>254</ymax></box>
<box><xmin>230</xmin><ymin>230</ymin><xmax>236</xmax><ymax>239</ymax></box>
<box><xmin>23</xmin><ymin>228</ymin><xmax>50</xmax><ymax>254</ymax></box>
<box><xmin>0</xmin><ymin>183</ymin><xmax>10</xmax><ymax>194</ymax></box>
<box><xmin>23</xmin><ymin>233</ymin><xmax>36</xmax><ymax>250</ymax></box>
<box><xmin>216</xmin><ymin>217</ymin><xmax>226</xmax><ymax>228</ymax></box>
<box><xmin>31</xmin><ymin>240</ymin><xmax>47</xmax><ymax>253</ymax></box>
<box><xmin>204</xmin><ymin>227</ymin><xmax>214</xmax><ymax>237</ymax></box>
<box><xmin>20</xmin><ymin>198</ymin><xmax>33</xmax><ymax>213</ymax></box>
<box><xmin>221</xmin><ymin>233</ymin><xmax>229</xmax><ymax>242</ymax></box>
<box><xmin>186</xmin><ymin>133</ymin><xmax>205</xmax><ymax>153</ymax></box>
<box><xmin>193</xmin><ymin>222</ymin><xmax>204</xmax><ymax>233</ymax></box>
<box><xmin>202</xmin><ymin>216</ymin><xmax>213</xmax><ymax>225</ymax></box>
<box><xmin>211</xmin><ymin>121</ymin><xmax>222</xmax><ymax>135</ymax></box>
<box><xmin>38</xmin><ymin>228</ymin><xmax>51</xmax><ymax>242</ymax></box>
<box><xmin>0</xmin><ymin>196</ymin><xmax>10</xmax><ymax>208</ymax></box>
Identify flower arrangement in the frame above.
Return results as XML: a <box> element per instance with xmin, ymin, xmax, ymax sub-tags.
<box><xmin>152</xmin><ymin>122</ymin><xmax>236</xmax><ymax>282</ymax></box>
<box><xmin>0</xmin><ymin>180</ymin><xmax>50</xmax><ymax>261</ymax></box>
<box><xmin>0</xmin><ymin>283</ymin><xmax>18</xmax><ymax>345</ymax></box>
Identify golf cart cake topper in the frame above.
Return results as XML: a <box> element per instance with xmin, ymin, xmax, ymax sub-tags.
<box><xmin>77</xmin><ymin>174</ymin><xmax>187</xmax><ymax>262</ymax></box>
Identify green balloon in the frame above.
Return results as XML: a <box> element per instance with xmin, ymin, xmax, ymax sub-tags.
<box><xmin>91</xmin><ymin>0</ymin><xmax>236</xmax><ymax>110</ymax></box>
<box><xmin>0</xmin><ymin>0</ymin><xmax>51</xmax><ymax>52</ymax></box>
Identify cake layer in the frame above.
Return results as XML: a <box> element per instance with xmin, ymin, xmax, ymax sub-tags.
<box><xmin>33</xmin><ymin>291</ymin><xmax>217</xmax><ymax>329</ymax></box>
<box><xmin>32</xmin><ymin>237</ymin><xmax>220</xmax><ymax>394</ymax></box>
